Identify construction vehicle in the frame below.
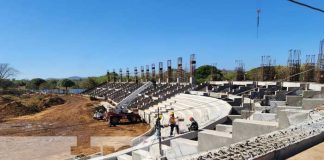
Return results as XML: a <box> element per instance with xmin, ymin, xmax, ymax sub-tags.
<box><xmin>105</xmin><ymin>108</ymin><xmax>142</xmax><ymax>127</ymax></box>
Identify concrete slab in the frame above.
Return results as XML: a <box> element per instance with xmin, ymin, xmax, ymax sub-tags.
<box><xmin>228</xmin><ymin>115</ymin><xmax>242</xmax><ymax>121</ymax></box>
<box><xmin>132</xmin><ymin>150</ymin><xmax>152</xmax><ymax>160</ymax></box>
<box><xmin>215</xmin><ymin>124</ymin><xmax>233</xmax><ymax>133</ymax></box>
<box><xmin>166</xmin><ymin>138</ymin><xmax>198</xmax><ymax>159</ymax></box>
<box><xmin>117</xmin><ymin>154</ymin><xmax>132</xmax><ymax>160</ymax></box>
<box><xmin>149</xmin><ymin>144</ymin><xmax>171</xmax><ymax>158</ymax></box>
<box><xmin>286</xmin><ymin>96</ymin><xmax>303</xmax><ymax>106</ymax></box>
<box><xmin>302</xmin><ymin>90</ymin><xmax>321</xmax><ymax>98</ymax></box>
<box><xmin>232</xmin><ymin>119</ymin><xmax>278</xmax><ymax>141</ymax></box>
<box><xmin>198</xmin><ymin>130</ymin><xmax>233</xmax><ymax>152</ymax></box>
<box><xmin>277</xmin><ymin>109</ymin><xmax>309</xmax><ymax>129</ymax></box>
<box><xmin>252</xmin><ymin>113</ymin><xmax>277</xmax><ymax>122</ymax></box>
<box><xmin>302</xmin><ymin>98</ymin><xmax>324</xmax><ymax>110</ymax></box>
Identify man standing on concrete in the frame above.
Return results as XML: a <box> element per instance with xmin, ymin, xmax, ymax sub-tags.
<box><xmin>188</xmin><ymin>117</ymin><xmax>198</xmax><ymax>131</ymax></box>
<box><xmin>169</xmin><ymin>112</ymin><xmax>179</xmax><ymax>136</ymax></box>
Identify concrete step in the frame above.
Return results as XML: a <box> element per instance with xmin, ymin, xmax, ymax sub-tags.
<box><xmin>198</xmin><ymin>129</ymin><xmax>233</xmax><ymax>152</ymax></box>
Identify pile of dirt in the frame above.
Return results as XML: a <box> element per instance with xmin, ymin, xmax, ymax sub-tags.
<box><xmin>0</xmin><ymin>96</ymin><xmax>150</xmax><ymax>158</ymax></box>
<box><xmin>0</xmin><ymin>94</ymin><xmax>65</xmax><ymax>121</ymax></box>
<box><xmin>38</xmin><ymin>96</ymin><xmax>65</xmax><ymax>109</ymax></box>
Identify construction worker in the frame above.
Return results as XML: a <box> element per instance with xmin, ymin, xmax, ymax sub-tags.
<box><xmin>169</xmin><ymin>112</ymin><xmax>179</xmax><ymax>136</ymax></box>
<box><xmin>155</xmin><ymin>115</ymin><xmax>164</xmax><ymax>131</ymax></box>
<box><xmin>188</xmin><ymin>117</ymin><xmax>198</xmax><ymax>131</ymax></box>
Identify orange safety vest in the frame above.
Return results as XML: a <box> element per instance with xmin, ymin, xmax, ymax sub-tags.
<box><xmin>169</xmin><ymin>116</ymin><xmax>176</xmax><ymax>125</ymax></box>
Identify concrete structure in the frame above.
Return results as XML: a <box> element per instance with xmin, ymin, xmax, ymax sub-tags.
<box><xmin>232</xmin><ymin>119</ymin><xmax>278</xmax><ymax>141</ymax></box>
<box><xmin>302</xmin><ymin>98</ymin><xmax>324</xmax><ymax>110</ymax></box>
<box><xmin>116</xmin><ymin>154</ymin><xmax>132</xmax><ymax>160</ymax></box>
<box><xmin>252</xmin><ymin>113</ymin><xmax>277</xmax><ymax>122</ymax></box>
<box><xmin>198</xmin><ymin>130</ymin><xmax>233</xmax><ymax>152</ymax></box>
<box><xmin>286</xmin><ymin>95</ymin><xmax>303</xmax><ymax>106</ymax></box>
<box><xmin>277</xmin><ymin>109</ymin><xmax>309</xmax><ymax>129</ymax></box>
<box><xmin>215</xmin><ymin>124</ymin><xmax>232</xmax><ymax>133</ymax></box>
<box><xmin>132</xmin><ymin>150</ymin><xmax>152</xmax><ymax>160</ymax></box>
<box><xmin>165</xmin><ymin>138</ymin><xmax>198</xmax><ymax>159</ymax></box>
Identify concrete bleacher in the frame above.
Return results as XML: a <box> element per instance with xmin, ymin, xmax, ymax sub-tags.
<box><xmin>88</xmin><ymin>81</ymin><xmax>324</xmax><ymax>160</ymax></box>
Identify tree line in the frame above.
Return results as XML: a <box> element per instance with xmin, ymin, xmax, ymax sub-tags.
<box><xmin>1</xmin><ymin>63</ymin><xmax>298</xmax><ymax>91</ymax></box>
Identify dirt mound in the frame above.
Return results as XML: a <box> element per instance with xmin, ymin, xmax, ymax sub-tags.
<box><xmin>38</xmin><ymin>96</ymin><xmax>65</xmax><ymax>109</ymax></box>
<box><xmin>0</xmin><ymin>95</ymin><xmax>65</xmax><ymax>121</ymax></box>
<box><xmin>0</xmin><ymin>96</ymin><xmax>150</xmax><ymax>157</ymax></box>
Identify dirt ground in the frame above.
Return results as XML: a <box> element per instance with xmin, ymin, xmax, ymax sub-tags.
<box><xmin>0</xmin><ymin>95</ymin><xmax>150</xmax><ymax>158</ymax></box>
<box><xmin>288</xmin><ymin>142</ymin><xmax>324</xmax><ymax>160</ymax></box>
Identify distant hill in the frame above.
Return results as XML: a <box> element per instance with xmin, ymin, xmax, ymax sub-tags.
<box><xmin>67</xmin><ymin>76</ymin><xmax>85</xmax><ymax>80</ymax></box>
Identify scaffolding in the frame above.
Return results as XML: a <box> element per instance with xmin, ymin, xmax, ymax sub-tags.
<box><xmin>304</xmin><ymin>55</ymin><xmax>315</xmax><ymax>82</ymax></box>
<box><xmin>235</xmin><ymin>60</ymin><xmax>245</xmax><ymax>81</ymax></box>
<box><xmin>288</xmin><ymin>50</ymin><xmax>301</xmax><ymax>82</ymax></box>
<box><xmin>261</xmin><ymin>56</ymin><xmax>276</xmax><ymax>81</ymax></box>
<box><xmin>316</xmin><ymin>40</ymin><xmax>324</xmax><ymax>83</ymax></box>
<box><xmin>159</xmin><ymin>62</ymin><xmax>163</xmax><ymax>83</ymax></box>
<box><xmin>177</xmin><ymin>57</ymin><xmax>184</xmax><ymax>83</ymax></box>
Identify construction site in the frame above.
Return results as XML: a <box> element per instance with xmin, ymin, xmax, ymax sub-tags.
<box><xmin>0</xmin><ymin>1</ymin><xmax>323</xmax><ymax>160</ymax></box>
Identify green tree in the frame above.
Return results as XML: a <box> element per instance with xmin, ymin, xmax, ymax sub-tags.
<box><xmin>195</xmin><ymin>65</ymin><xmax>223</xmax><ymax>83</ymax></box>
<box><xmin>0</xmin><ymin>79</ymin><xmax>15</xmax><ymax>90</ymax></box>
<box><xmin>59</xmin><ymin>79</ymin><xmax>75</xmax><ymax>94</ymax></box>
<box><xmin>80</xmin><ymin>77</ymin><xmax>99</xmax><ymax>89</ymax></box>
<box><xmin>27</xmin><ymin>78</ymin><xmax>46</xmax><ymax>90</ymax></box>
<box><xmin>47</xmin><ymin>79</ymin><xmax>59</xmax><ymax>89</ymax></box>
<box><xmin>223</xmin><ymin>70</ymin><xmax>236</xmax><ymax>80</ymax></box>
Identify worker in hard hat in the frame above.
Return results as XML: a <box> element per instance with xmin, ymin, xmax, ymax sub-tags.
<box><xmin>155</xmin><ymin>115</ymin><xmax>164</xmax><ymax>131</ymax></box>
<box><xmin>169</xmin><ymin>112</ymin><xmax>179</xmax><ymax>136</ymax></box>
<box><xmin>188</xmin><ymin>117</ymin><xmax>199</xmax><ymax>131</ymax></box>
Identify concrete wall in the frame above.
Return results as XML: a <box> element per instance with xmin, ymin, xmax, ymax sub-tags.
<box><xmin>277</xmin><ymin>109</ymin><xmax>309</xmax><ymax>129</ymax></box>
<box><xmin>255</xmin><ymin>132</ymin><xmax>324</xmax><ymax>160</ymax></box>
<box><xmin>308</xmin><ymin>83</ymin><xmax>324</xmax><ymax>91</ymax></box>
<box><xmin>215</xmin><ymin>124</ymin><xmax>233</xmax><ymax>133</ymax></box>
<box><xmin>165</xmin><ymin>138</ymin><xmax>198</xmax><ymax>159</ymax></box>
<box><xmin>252</xmin><ymin>113</ymin><xmax>277</xmax><ymax>122</ymax></box>
<box><xmin>198</xmin><ymin>130</ymin><xmax>233</xmax><ymax>152</ymax></box>
<box><xmin>232</xmin><ymin>119</ymin><xmax>278</xmax><ymax>141</ymax></box>
<box><xmin>286</xmin><ymin>96</ymin><xmax>303</xmax><ymax>106</ymax></box>
<box><xmin>302</xmin><ymin>98</ymin><xmax>324</xmax><ymax>110</ymax></box>
<box><xmin>302</xmin><ymin>90</ymin><xmax>321</xmax><ymax>98</ymax></box>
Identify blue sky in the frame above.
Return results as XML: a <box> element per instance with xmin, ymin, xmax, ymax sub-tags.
<box><xmin>0</xmin><ymin>0</ymin><xmax>323</xmax><ymax>79</ymax></box>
